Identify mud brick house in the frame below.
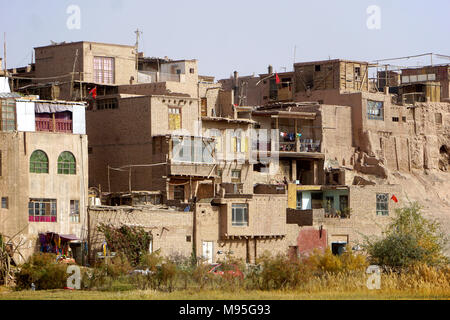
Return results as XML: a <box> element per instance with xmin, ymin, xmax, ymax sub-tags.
<box><xmin>0</xmin><ymin>79</ymin><xmax>88</xmax><ymax>263</ymax></box>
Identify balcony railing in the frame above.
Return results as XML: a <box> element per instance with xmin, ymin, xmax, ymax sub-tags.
<box><xmin>36</xmin><ymin>119</ymin><xmax>73</xmax><ymax>133</ymax></box>
<box><xmin>279</xmin><ymin>140</ymin><xmax>321</xmax><ymax>152</ymax></box>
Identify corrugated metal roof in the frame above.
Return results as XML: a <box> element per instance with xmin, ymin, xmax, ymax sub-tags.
<box><xmin>0</xmin><ymin>92</ymin><xmax>21</xmax><ymax>98</ymax></box>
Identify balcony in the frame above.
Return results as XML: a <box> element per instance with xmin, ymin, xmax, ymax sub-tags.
<box><xmin>36</xmin><ymin>118</ymin><xmax>73</xmax><ymax>133</ymax></box>
<box><xmin>137</xmin><ymin>71</ymin><xmax>184</xmax><ymax>83</ymax></box>
<box><xmin>279</xmin><ymin>139</ymin><xmax>321</xmax><ymax>153</ymax></box>
<box><xmin>168</xmin><ymin>161</ymin><xmax>216</xmax><ymax>178</ymax></box>
<box><xmin>35</xmin><ymin>111</ymin><xmax>73</xmax><ymax>133</ymax></box>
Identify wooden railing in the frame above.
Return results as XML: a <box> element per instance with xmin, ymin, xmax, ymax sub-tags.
<box><xmin>35</xmin><ymin>119</ymin><xmax>72</xmax><ymax>133</ymax></box>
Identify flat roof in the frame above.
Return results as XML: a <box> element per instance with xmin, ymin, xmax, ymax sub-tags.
<box><xmin>15</xmin><ymin>97</ymin><xmax>86</xmax><ymax>106</ymax></box>
<box><xmin>35</xmin><ymin>41</ymin><xmax>135</xmax><ymax>50</ymax></box>
<box><xmin>201</xmin><ymin>116</ymin><xmax>255</xmax><ymax>124</ymax></box>
<box><xmin>294</xmin><ymin>59</ymin><xmax>369</xmax><ymax>67</ymax></box>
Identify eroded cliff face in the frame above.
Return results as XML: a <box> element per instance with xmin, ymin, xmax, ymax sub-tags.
<box><xmin>349</xmin><ymin>102</ymin><xmax>450</xmax><ymax>255</ymax></box>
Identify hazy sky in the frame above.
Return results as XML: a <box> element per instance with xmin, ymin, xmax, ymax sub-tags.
<box><xmin>1</xmin><ymin>0</ymin><xmax>449</xmax><ymax>80</ymax></box>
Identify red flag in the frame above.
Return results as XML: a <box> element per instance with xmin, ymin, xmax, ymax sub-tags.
<box><xmin>391</xmin><ymin>195</ymin><xmax>398</xmax><ymax>203</ymax></box>
<box><xmin>89</xmin><ymin>87</ymin><xmax>97</xmax><ymax>99</ymax></box>
<box><xmin>275</xmin><ymin>73</ymin><xmax>280</xmax><ymax>84</ymax></box>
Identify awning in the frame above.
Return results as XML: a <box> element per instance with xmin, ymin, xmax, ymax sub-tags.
<box><xmin>35</xmin><ymin>102</ymin><xmax>73</xmax><ymax>113</ymax></box>
<box><xmin>59</xmin><ymin>234</ymin><xmax>79</xmax><ymax>241</ymax></box>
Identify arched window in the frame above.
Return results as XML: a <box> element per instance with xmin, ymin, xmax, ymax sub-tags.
<box><xmin>57</xmin><ymin>151</ymin><xmax>76</xmax><ymax>175</ymax></box>
<box><xmin>30</xmin><ymin>150</ymin><xmax>49</xmax><ymax>173</ymax></box>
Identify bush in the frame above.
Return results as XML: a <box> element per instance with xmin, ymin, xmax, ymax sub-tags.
<box><xmin>305</xmin><ymin>247</ymin><xmax>368</xmax><ymax>273</ymax></box>
<box><xmin>97</xmin><ymin>224</ymin><xmax>152</xmax><ymax>266</ymax></box>
<box><xmin>15</xmin><ymin>253</ymin><xmax>68</xmax><ymax>290</ymax></box>
<box><xmin>257</xmin><ymin>253</ymin><xmax>308</xmax><ymax>290</ymax></box>
<box><xmin>365</xmin><ymin>202</ymin><xmax>448</xmax><ymax>268</ymax></box>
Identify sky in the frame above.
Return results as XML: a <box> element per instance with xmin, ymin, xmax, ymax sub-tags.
<box><xmin>0</xmin><ymin>0</ymin><xmax>449</xmax><ymax>80</ymax></box>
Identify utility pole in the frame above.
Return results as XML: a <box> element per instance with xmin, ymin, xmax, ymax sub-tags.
<box><xmin>134</xmin><ymin>28</ymin><xmax>143</xmax><ymax>79</ymax></box>
<box><xmin>3</xmin><ymin>33</ymin><xmax>6</xmax><ymax>71</ymax></box>
<box><xmin>69</xmin><ymin>49</ymin><xmax>79</xmax><ymax>100</ymax></box>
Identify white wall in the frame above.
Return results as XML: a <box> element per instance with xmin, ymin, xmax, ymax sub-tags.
<box><xmin>300</xmin><ymin>191</ymin><xmax>311</xmax><ymax>210</ymax></box>
<box><xmin>72</xmin><ymin>105</ymin><xmax>86</xmax><ymax>134</ymax></box>
<box><xmin>16</xmin><ymin>101</ymin><xmax>36</xmax><ymax>132</ymax></box>
<box><xmin>0</xmin><ymin>77</ymin><xmax>10</xmax><ymax>93</ymax></box>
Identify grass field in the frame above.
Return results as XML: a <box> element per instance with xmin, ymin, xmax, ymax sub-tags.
<box><xmin>0</xmin><ymin>287</ymin><xmax>449</xmax><ymax>300</ymax></box>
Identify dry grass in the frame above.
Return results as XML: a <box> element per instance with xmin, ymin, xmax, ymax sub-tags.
<box><xmin>1</xmin><ymin>266</ymin><xmax>449</xmax><ymax>300</ymax></box>
<box><xmin>0</xmin><ymin>288</ymin><xmax>448</xmax><ymax>300</ymax></box>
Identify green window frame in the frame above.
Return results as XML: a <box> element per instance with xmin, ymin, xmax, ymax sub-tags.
<box><xmin>58</xmin><ymin>151</ymin><xmax>76</xmax><ymax>175</ymax></box>
<box><xmin>30</xmin><ymin>150</ymin><xmax>49</xmax><ymax>174</ymax></box>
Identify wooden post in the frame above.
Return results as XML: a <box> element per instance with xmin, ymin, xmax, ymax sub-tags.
<box><xmin>128</xmin><ymin>168</ymin><xmax>132</xmax><ymax>193</ymax></box>
<box><xmin>107</xmin><ymin>166</ymin><xmax>111</xmax><ymax>192</ymax></box>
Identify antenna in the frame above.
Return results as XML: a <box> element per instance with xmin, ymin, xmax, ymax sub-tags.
<box><xmin>3</xmin><ymin>32</ymin><xmax>6</xmax><ymax>71</ymax></box>
<box><xmin>293</xmin><ymin>45</ymin><xmax>296</xmax><ymax>67</ymax></box>
<box><xmin>134</xmin><ymin>28</ymin><xmax>143</xmax><ymax>71</ymax></box>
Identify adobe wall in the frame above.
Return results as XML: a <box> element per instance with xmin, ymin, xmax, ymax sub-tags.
<box><xmin>88</xmin><ymin>206</ymin><xmax>193</xmax><ymax>261</ymax></box>
<box><xmin>0</xmin><ymin>131</ymin><xmax>89</xmax><ymax>263</ymax></box>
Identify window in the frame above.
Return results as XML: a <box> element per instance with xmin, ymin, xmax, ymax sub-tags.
<box><xmin>97</xmin><ymin>99</ymin><xmax>118</xmax><ymax>110</ymax></box>
<box><xmin>0</xmin><ymin>99</ymin><xmax>16</xmax><ymax>132</ymax></box>
<box><xmin>231</xmin><ymin>170</ymin><xmax>241</xmax><ymax>183</ymax></box>
<box><xmin>339</xmin><ymin>195</ymin><xmax>349</xmax><ymax>212</ymax></box>
<box><xmin>186</xmin><ymin>235</ymin><xmax>192</xmax><ymax>242</ymax></box>
<box><xmin>435</xmin><ymin>113</ymin><xmax>443</xmax><ymax>125</ymax></box>
<box><xmin>376</xmin><ymin>193</ymin><xmax>389</xmax><ymax>216</ymax></box>
<box><xmin>58</xmin><ymin>152</ymin><xmax>76</xmax><ymax>175</ymax></box>
<box><xmin>325</xmin><ymin>196</ymin><xmax>334</xmax><ymax>213</ymax></box>
<box><xmin>1</xmin><ymin>197</ymin><xmax>8</xmax><ymax>209</ymax></box>
<box><xmin>93</xmin><ymin>56</ymin><xmax>115</xmax><ymax>84</ymax></box>
<box><xmin>70</xmin><ymin>200</ymin><xmax>80</xmax><ymax>223</ymax></box>
<box><xmin>367</xmin><ymin>100</ymin><xmax>384</xmax><ymax>120</ymax></box>
<box><xmin>402</xmin><ymin>116</ymin><xmax>407</xmax><ymax>122</ymax></box>
<box><xmin>28</xmin><ymin>199</ymin><xmax>57</xmax><ymax>222</ymax></box>
<box><xmin>296</xmin><ymin>191</ymin><xmax>302</xmax><ymax>209</ymax></box>
<box><xmin>231</xmin><ymin>130</ymin><xmax>246</xmax><ymax>153</ymax></box>
<box><xmin>168</xmin><ymin>107</ymin><xmax>181</xmax><ymax>130</ymax></box>
<box><xmin>30</xmin><ymin>150</ymin><xmax>49</xmax><ymax>174</ymax></box>
<box><xmin>232</xmin><ymin>204</ymin><xmax>248</xmax><ymax>226</ymax></box>
<box><xmin>189</xmin><ymin>68</ymin><xmax>195</xmax><ymax>74</ymax></box>
<box><xmin>392</xmin><ymin>117</ymin><xmax>399</xmax><ymax>122</ymax></box>
<box><xmin>174</xmin><ymin>185</ymin><xmax>185</xmax><ymax>201</ymax></box>
<box><xmin>315</xmin><ymin>65</ymin><xmax>321</xmax><ymax>72</ymax></box>
<box><xmin>355</xmin><ymin>67</ymin><xmax>361</xmax><ymax>79</ymax></box>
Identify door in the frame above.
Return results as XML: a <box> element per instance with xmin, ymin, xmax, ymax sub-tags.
<box><xmin>202</xmin><ymin>241</ymin><xmax>213</xmax><ymax>264</ymax></box>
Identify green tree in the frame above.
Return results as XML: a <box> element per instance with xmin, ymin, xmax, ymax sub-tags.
<box><xmin>364</xmin><ymin>202</ymin><xmax>448</xmax><ymax>268</ymax></box>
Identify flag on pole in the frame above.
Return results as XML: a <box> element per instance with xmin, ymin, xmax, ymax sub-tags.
<box><xmin>391</xmin><ymin>195</ymin><xmax>398</xmax><ymax>203</ymax></box>
<box><xmin>275</xmin><ymin>73</ymin><xmax>280</xmax><ymax>84</ymax></box>
<box><xmin>89</xmin><ymin>87</ymin><xmax>97</xmax><ymax>99</ymax></box>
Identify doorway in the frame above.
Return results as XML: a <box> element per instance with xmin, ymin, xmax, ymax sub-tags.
<box><xmin>202</xmin><ymin>241</ymin><xmax>213</xmax><ymax>264</ymax></box>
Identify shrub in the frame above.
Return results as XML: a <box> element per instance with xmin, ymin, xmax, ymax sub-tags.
<box><xmin>15</xmin><ymin>253</ymin><xmax>68</xmax><ymax>290</ymax></box>
<box><xmin>97</xmin><ymin>224</ymin><xmax>152</xmax><ymax>266</ymax></box>
<box><xmin>257</xmin><ymin>253</ymin><xmax>308</xmax><ymax>290</ymax></box>
<box><xmin>364</xmin><ymin>202</ymin><xmax>448</xmax><ymax>268</ymax></box>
